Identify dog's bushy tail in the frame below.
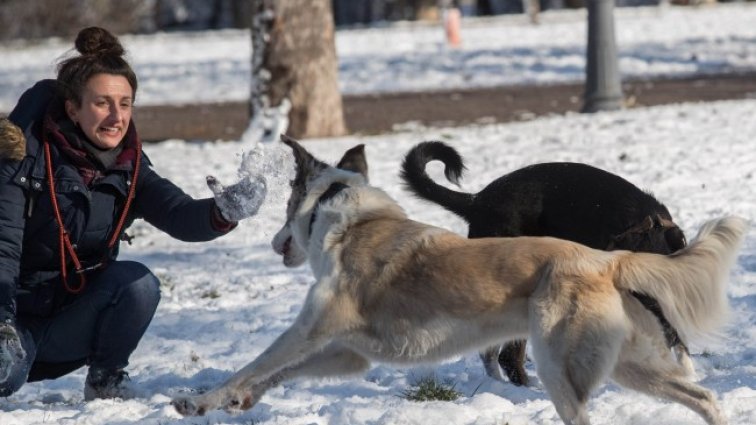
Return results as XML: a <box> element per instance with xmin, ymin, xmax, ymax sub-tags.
<box><xmin>400</xmin><ymin>141</ymin><xmax>476</xmax><ymax>221</ymax></box>
<box><xmin>615</xmin><ymin>216</ymin><xmax>748</xmax><ymax>342</ymax></box>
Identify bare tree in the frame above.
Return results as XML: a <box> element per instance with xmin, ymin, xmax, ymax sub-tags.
<box><xmin>249</xmin><ymin>0</ymin><xmax>346</xmax><ymax>141</ymax></box>
<box><xmin>524</xmin><ymin>0</ymin><xmax>541</xmax><ymax>25</ymax></box>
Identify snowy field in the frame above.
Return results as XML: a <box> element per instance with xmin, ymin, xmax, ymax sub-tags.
<box><xmin>1</xmin><ymin>4</ymin><xmax>756</xmax><ymax>111</ymax></box>
<box><xmin>3</xmin><ymin>96</ymin><xmax>755</xmax><ymax>425</ymax></box>
<box><xmin>1</xmin><ymin>4</ymin><xmax>756</xmax><ymax>425</ymax></box>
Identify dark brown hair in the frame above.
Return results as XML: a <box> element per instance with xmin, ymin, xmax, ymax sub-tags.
<box><xmin>56</xmin><ymin>27</ymin><xmax>138</xmax><ymax>106</ymax></box>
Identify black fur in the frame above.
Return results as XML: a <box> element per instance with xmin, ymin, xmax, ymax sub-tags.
<box><xmin>401</xmin><ymin>141</ymin><xmax>688</xmax><ymax>386</ymax></box>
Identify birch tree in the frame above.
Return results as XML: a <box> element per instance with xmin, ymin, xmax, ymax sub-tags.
<box><xmin>247</xmin><ymin>0</ymin><xmax>346</xmax><ymax>142</ymax></box>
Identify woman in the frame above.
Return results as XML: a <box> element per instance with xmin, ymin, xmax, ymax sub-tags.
<box><xmin>0</xmin><ymin>27</ymin><xmax>263</xmax><ymax>399</ymax></box>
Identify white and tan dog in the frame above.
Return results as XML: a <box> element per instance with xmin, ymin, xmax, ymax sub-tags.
<box><xmin>172</xmin><ymin>136</ymin><xmax>748</xmax><ymax>425</ymax></box>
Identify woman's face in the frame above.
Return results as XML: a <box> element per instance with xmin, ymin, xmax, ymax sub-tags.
<box><xmin>65</xmin><ymin>73</ymin><xmax>133</xmax><ymax>149</ymax></box>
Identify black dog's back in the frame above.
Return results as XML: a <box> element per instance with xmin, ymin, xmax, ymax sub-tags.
<box><xmin>470</xmin><ymin>162</ymin><xmax>686</xmax><ymax>252</ymax></box>
<box><xmin>401</xmin><ymin>141</ymin><xmax>686</xmax><ymax>254</ymax></box>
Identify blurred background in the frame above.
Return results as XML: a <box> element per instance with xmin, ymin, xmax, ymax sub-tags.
<box><xmin>0</xmin><ymin>0</ymin><xmax>743</xmax><ymax>40</ymax></box>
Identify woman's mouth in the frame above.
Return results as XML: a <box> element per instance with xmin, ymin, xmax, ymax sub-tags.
<box><xmin>99</xmin><ymin>126</ymin><xmax>121</xmax><ymax>135</ymax></box>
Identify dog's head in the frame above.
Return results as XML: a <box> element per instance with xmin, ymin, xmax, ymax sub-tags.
<box><xmin>271</xmin><ymin>135</ymin><xmax>368</xmax><ymax>267</ymax></box>
<box><xmin>608</xmin><ymin>214</ymin><xmax>687</xmax><ymax>254</ymax></box>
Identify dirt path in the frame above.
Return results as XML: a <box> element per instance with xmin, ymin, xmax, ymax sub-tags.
<box><xmin>134</xmin><ymin>72</ymin><xmax>756</xmax><ymax>142</ymax></box>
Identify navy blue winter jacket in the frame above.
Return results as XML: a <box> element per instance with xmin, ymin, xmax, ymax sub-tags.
<box><xmin>0</xmin><ymin>80</ymin><xmax>232</xmax><ymax>324</ymax></box>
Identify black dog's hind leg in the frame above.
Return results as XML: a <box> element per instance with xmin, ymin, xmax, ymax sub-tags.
<box><xmin>498</xmin><ymin>339</ymin><xmax>529</xmax><ymax>386</ymax></box>
<box><xmin>630</xmin><ymin>291</ymin><xmax>690</xmax><ymax>357</ymax></box>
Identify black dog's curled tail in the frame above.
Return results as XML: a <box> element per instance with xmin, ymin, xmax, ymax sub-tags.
<box><xmin>400</xmin><ymin>141</ymin><xmax>476</xmax><ymax>221</ymax></box>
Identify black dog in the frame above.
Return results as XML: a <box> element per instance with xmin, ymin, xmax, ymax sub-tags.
<box><xmin>401</xmin><ymin>140</ymin><xmax>690</xmax><ymax>386</ymax></box>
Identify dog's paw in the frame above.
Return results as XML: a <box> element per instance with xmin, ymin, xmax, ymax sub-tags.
<box><xmin>171</xmin><ymin>395</ymin><xmax>207</xmax><ymax>417</ymax></box>
<box><xmin>225</xmin><ymin>391</ymin><xmax>259</xmax><ymax>412</ymax></box>
<box><xmin>222</xmin><ymin>395</ymin><xmax>248</xmax><ymax>412</ymax></box>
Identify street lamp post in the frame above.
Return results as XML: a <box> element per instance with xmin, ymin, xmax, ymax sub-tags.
<box><xmin>582</xmin><ymin>0</ymin><xmax>624</xmax><ymax>113</ymax></box>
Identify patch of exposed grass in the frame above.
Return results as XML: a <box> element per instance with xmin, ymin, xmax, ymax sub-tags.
<box><xmin>400</xmin><ymin>376</ymin><xmax>462</xmax><ymax>402</ymax></box>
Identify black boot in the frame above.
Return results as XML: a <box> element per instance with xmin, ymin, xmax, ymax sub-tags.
<box><xmin>84</xmin><ymin>367</ymin><xmax>135</xmax><ymax>400</ymax></box>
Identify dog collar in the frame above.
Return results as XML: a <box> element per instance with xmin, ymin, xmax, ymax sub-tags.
<box><xmin>308</xmin><ymin>182</ymin><xmax>350</xmax><ymax>237</ymax></box>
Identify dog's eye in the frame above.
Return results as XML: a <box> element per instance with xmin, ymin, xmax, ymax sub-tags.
<box><xmin>288</xmin><ymin>180</ymin><xmax>294</xmax><ymax>188</ymax></box>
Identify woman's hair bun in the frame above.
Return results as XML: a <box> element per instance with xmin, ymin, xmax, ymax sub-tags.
<box><xmin>74</xmin><ymin>27</ymin><xmax>124</xmax><ymax>57</ymax></box>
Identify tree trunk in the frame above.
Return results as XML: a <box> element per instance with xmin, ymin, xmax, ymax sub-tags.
<box><xmin>261</xmin><ymin>0</ymin><xmax>347</xmax><ymax>139</ymax></box>
<box><xmin>250</xmin><ymin>0</ymin><xmax>275</xmax><ymax>139</ymax></box>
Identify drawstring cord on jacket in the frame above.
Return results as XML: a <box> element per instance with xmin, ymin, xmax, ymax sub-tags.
<box><xmin>42</xmin><ymin>137</ymin><xmax>142</xmax><ymax>294</ymax></box>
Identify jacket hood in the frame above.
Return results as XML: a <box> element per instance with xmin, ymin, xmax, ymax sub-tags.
<box><xmin>0</xmin><ymin>117</ymin><xmax>26</xmax><ymax>161</ymax></box>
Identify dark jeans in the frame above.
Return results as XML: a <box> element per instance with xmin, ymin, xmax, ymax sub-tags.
<box><xmin>0</xmin><ymin>261</ymin><xmax>160</xmax><ymax>396</ymax></box>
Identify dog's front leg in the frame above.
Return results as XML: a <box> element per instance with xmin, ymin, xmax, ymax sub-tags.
<box><xmin>172</xmin><ymin>323</ymin><xmax>329</xmax><ymax>416</ymax></box>
<box><xmin>217</xmin><ymin>342</ymin><xmax>372</xmax><ymax>412</ymax></box>
<box><xmin>273</xmin><ymin>342</ymin><xmax>370</xmax><ymax>382</ymax></box>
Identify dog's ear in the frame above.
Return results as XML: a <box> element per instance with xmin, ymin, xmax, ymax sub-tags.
<box><xmin>281</xmin><ymin>134</ymin><xmax>329</xmax><ymax>184</ymax></box>
<box><xmin>336</xmin><ymin>144</ymin><xmax>368</xmax><ymax>179</ymax></box>
<box><xmin>280</xmin><ymin>134</ymin><xmax>315</xmax><ymax>168</ymax></box>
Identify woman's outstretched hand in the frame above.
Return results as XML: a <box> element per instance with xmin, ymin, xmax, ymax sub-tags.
<box><xmin>207</xmin><ymin>175</ymin><xmax>267</xmax><ymax>222</ymax></box>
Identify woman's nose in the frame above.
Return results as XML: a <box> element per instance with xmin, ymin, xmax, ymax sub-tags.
<box><xmin>109</xmin><ymin>105</ymin><xmax>122</xmax><ymax>120</ymax></box>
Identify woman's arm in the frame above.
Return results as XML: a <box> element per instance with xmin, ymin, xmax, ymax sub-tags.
<box><xmin>132</xmin><ymin>160</ymin><xmax>235</xmax><ymax>242</ymax></box>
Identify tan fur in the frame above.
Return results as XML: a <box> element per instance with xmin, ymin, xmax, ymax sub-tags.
<box><xmin>173</xmin><ymin>138</ymin><xmax>747</xmax><ymax>425</ymax></box>
<box><xmin>0</xmin><ymin>117</ymin><xmax>26</xmax><ymax>161</ymax></box>
<box><xmin>344</xmin><ymin>224</ymin><xmax>570</xmax><ymax>319</ymax></box>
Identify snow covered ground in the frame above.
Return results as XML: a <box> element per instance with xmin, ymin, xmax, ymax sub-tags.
<box><xmin>1</xmin><ymin>4</ymin><xmax>756</xmax><ymax>111</ymax></box>
<box><xmin>1</xmin><ymin>4</ymin><xmax>755</xmax><ymax>425</ymax></box>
